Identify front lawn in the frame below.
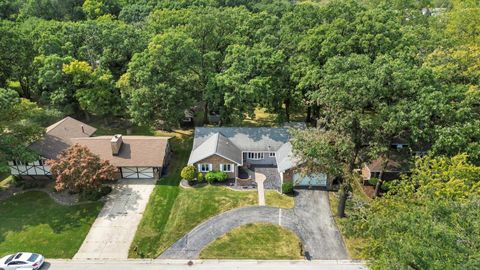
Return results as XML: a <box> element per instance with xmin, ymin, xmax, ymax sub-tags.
<box><xmin>130</xmin><ymin>129</ymin><xmax>260</xmax><ymax>258</ymax></box>
<box><xmin>0</xmin><ymin>191</ymin><xmax>102</xmax><ymax>258</ymax></box>
<box><xmin>199</xmin><ymin>223</ymin><xmax>303</xmax><ymax>259</ymax></box>
<box><xmin>265</xmin><ymin>191</ymin><xmax>294</xmax><ymax>208</ymax></box>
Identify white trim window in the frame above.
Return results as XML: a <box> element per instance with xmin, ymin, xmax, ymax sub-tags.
<box><xmin>269</xmin><ymin>152</ymin><xmax>276</xmax><ymax>157</ymax></box>
<box><xmin>220</xmin><ymin>164</ymin><xmax>234</xmax><ymax>172</ymax></box>
<box><xmin>247</xmin><ymin>152</ymin><xmax>264</xmax><ymax>160</ymax></box>
<box><xmin>198</xmin><ymin>163</ymin><xmax>212</xmax><ymax>172</ymax></box>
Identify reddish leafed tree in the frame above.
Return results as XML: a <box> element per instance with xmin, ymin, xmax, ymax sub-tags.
<box><xmin>47</xmin><ymin>144</ymin><xmax>118</xmax><ymax>192</ymax></box>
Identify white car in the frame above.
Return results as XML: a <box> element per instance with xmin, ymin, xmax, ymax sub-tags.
<box><xmin>0</xmin><ymin>252</ymin><xmax>44</xmax><ymax>270</ymax></box>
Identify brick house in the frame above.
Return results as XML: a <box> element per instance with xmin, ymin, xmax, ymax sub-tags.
<box><xmin>187</xmin><ymin>127</ymin><xmax>328</xmax><ymax>189</ymax></box>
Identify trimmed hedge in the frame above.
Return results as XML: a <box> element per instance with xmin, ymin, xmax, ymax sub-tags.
<box><xmin>205</xmin><ymin>171</ymin><xmax>228</xmax><ymax>183</ymax></box>
<box><xmin>197</xmin><ymin>172</ymin><xmax>204</xmax><ymax>182</ymax></box>
<box><xmin>181</xmin><ymin>165</ymin><xmax>196</xmax><ymax>181</ymax></box>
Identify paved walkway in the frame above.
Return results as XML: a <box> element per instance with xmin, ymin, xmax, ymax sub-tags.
<box><xmin>254</xmin><ymin>172</ymin><xmax>266</xmax><ymax>206</ymax></box>
<box><xmin>74</xmin><ymin>179</ymin><xmax>155</xmax><ymax>259</ymax></box>
<box><xmin>159</xmin><ymin>190</ymin><xmax>348</xmax><ymax>260</ymax></box>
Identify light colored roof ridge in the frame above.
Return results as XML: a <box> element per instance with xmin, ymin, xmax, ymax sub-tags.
<box><xmin>71</xmin><ymin>136</ymin><xmax>171</xmax><ymax>140</ymax></box>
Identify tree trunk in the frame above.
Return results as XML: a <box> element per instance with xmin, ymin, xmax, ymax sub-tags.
<box><xmin>337</xmin><ymin>185</ymin><xmax>349</xmax><ymax>218</ymax></box>
<box><xmin>284</xmin><ymin>98</ymin><xmax>290</xmax><ymax>122</ymax></box>
<box><xmin>84</xmin><ymin>111</ymin><xmax>91</xmax><ymax>122</ymax></box>
<box><xmin>19</xmin><ymin>78</ymin><xmax>31</xmax><ymax>99</ymax></box>
<box><xmin>103</xmin><ymin>117</ymin><xmax>109</xmax><ymax>126</ymax></box>
<box><xmin>306</xmin><ymin>106</ymin><xmax>312</xmax><ymax>124</ymax></box>
<box><xmin>203</xmin><ymin>101</ymin><xmax>209</xmax><ymax>125</ymax></box>
<box><xmin>373</xmin><ymin>158</ymin><xmax>389</xmax><ymax>198</ymax></box>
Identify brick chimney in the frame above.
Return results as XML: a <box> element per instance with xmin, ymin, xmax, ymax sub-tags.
<box><xmin>111</xmin><ymin>134</ymin><xmax>123</xmax><ymax>156</ymax></box>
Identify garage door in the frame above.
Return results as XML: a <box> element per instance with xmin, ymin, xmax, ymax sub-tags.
<box><xmin>121</xmin><ymin>167</ymin><xmax>154</xmax><ymax>179</ymax></box>
<box><xmin>293</xmin><ymin>173</ymin><xmax>327</xmax><ymax>187</ymax></box>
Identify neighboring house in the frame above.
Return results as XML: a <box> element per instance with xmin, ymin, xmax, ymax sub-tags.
<box><xmin>361</xmin><ymin>141</ymin><xmax>415</xmax><ymax>182</ymax></box>
<box><xmin>9</xmin><ymin>117</ymin><xmax>171</xmax><ymax>180</ymax></box>
<box><xmin>187</xmin><ymin>127</ymin><xmax>328</xmax><ymax>188</ymax></box>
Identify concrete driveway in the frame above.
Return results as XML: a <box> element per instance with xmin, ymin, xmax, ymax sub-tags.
<box><xmin>74</xmin><ymin>179</ymin><xmax>155</xmax><ymax>259</ymax></box>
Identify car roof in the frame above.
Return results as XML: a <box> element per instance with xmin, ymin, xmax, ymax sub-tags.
<box><xmin>13</xmin><ymin>252</ymin><xmax>33</xmax><ymax>262</ymax></box>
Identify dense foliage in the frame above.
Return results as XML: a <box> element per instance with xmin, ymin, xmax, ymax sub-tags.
<box><xmin>347</xmin><ymin>155</ymin><xmax>480</xmax><ymax>269</ymax></box>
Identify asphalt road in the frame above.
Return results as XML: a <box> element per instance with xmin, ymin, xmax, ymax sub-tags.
<box><xmin>41</xmin><ymin>259</ymin><xmax>368</xmax><ymax>270</ymax></box>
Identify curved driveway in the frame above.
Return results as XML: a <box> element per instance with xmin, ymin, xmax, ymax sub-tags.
<box><xmin>159</xmin><ymin>190</ymin><xmax>348</xmax><ymax>260</ymax></box>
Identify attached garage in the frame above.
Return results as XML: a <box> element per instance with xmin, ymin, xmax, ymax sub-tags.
<box><xmin>293</xmin><ymin>173</ymin><xmax>327</xmax><ymax>187</ymax></box>
<box><xmin>121</xmin><ymin>167</ymin><xmax>155</xmax><ymax>179</ymax></box>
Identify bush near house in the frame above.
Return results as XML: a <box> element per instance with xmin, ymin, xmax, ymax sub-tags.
<box><xmin>368</xmin><ymin>177</ymin><xmax>379</xmax><ymax>186</ymax></box>
<box><xmin>181</xmin><ymin>165</ymin><xmax>196</xmax><ymax>181</ymax></box>
<box><xmin>205</xmin><ymin>171</ymin><xmax>228</xmax><ymax>183</ymax></box>
<box><xmin>282</xmin><ymin>182</ymin><xmax>293</xmax><ymax>194</ymax></box>
<box><xmin>197</xmin><ymin>172</ymin><xmax>204</xmax><ymax>182</ymax></box>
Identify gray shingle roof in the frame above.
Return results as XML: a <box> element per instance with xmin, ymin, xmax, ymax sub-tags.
<box><xmin>275</xmin><ymin>142</ymin><xmax>302</xmax><ymax>172</ymax></box>
<box><xmin>188</xmin><ymin>132</ymin><xmax>242</xmax><ymax>164</ymax></box>
<box><xmin>192</xmin><ymin>127</ymin><xmax>290</xmax><ymax>152</ymax></box>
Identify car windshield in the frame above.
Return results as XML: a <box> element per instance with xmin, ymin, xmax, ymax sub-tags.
<box><xmin>27</xmin><ymin>254</ymin><xmax>38</xmax><ymax>262</ymax></box>
<box><xmin>4</xmin><ymin>255</ymin><xmax>14</xmax><ymax>264</ymax></box>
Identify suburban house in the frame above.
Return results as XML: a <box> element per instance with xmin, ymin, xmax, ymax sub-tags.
<box><xmin>8</xmin><ymin>117</ymin><xmax>171</xmax><ymax>180</ymax></box>
<box><xmin>187</xmin><ymin>127</ymin><xmax>328</xmax><ymax>189</ymax></box>
<box><xmin>361</xmin><ymin>140</ymin><xmax>415</xmax><ymax>182</ymax></box>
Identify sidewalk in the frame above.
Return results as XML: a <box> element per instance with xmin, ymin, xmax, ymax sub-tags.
<box><xmin>43</xmin><ymin>259</ymin><xmax>368</xmax><ymax>270</ymax></box>
<box><xmin>255</xmin><ymin>172</ymin><xmax>266</xmax><ymax>206</ymax></box>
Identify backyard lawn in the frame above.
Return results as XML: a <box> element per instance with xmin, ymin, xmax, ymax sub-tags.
<box><xmin>199</xmin><ymin>223</ymin><xmax>303</xmax><ymax>259</ymax></box>
<box><xmin>0</xmin><ymin>191</ymin><xmax>102</xmax><ymax>258</ymax></box>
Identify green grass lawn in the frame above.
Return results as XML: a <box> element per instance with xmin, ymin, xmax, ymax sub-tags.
<box><xmin>265</xmin><ymin>191</ymin><xmax>294</xmax><ymax>208</ymax></box>
<box><xmin>0</xmin><ymin>191</ymin><xmax>102</xmax><ymax>258</ymax></box>
<box><xmin>199</xmin><ymin>223</ymin><xmax>303</xmax><ymax>260</ymax></box>
<box><xmin>129</xmin><ymin>129</ymin><xmax>260</xmax><ymax>258</ymax></box>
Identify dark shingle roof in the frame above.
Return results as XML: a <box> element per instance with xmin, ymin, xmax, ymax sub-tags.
<box><xmin>71</xmin><ymin>136</ymin><xmax>170</xmax><ymax>167</ymax></box>
<box><xmin>29</xmin><ymin>117</ymin><xmax>96</xmax><ymax>159</ymax></box>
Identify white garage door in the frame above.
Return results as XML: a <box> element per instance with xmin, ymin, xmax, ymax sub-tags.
<box><xmin>121</xmin><ymin>167</ymin><xmax>154</xmax><ymax>179</ymax></box>
<box><xmin>293</xmin><ymin>173</ymin><xmax>327</xmax><ymax>187</ymax></box>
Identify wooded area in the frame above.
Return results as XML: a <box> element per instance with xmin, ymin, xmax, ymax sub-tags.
<box><xmin>0</xmin><ymin>1</ymin><xmax>479</xmax><ymax>267</ymax></box>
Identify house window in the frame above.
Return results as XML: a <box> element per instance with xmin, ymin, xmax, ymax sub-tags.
<box><xmin>269</xmin><ymin>152</ymin><xmax>276</xmax><ymax>157</ymax></box>
<box><xmin>198</xmin><ymin>164</ymin><xmax>212</xmax><ymax>172</ymax></box>
<box><xmin>247</xmin><ymin>152</ymin><xmax>264</xmax><ymax>160</ymax></box>
<box><xmin>220</xmin><ymin>164</ymin><xmax>234</xmax><ymax>172</ymax></box>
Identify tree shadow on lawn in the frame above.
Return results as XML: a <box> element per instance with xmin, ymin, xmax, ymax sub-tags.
<box><xmin>0</xmin><ymin>191</ymin><xmax>101</xmax><ymax>244</ymax></box>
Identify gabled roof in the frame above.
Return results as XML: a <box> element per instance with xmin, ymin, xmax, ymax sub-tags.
<box><xmin>188</xmin><ymin>132</ymin><xmax>242</xmax><ymax>165</ymax></box>
<box><xmin>192</xmin><ymin>127</ymin><xmax>290</xmax><ymax>152</ymax></box>
<box><xmin>29</xmin><ymin>117</ymin><xmax>96</xmax><ymax>159</ymax></box>
<box><xmin>275</xmin><ymin>142</ymin><xmax>302</xmax><ymax>172</ymax></box>
<box><xmin>71</xmin><ymin>136</ymin><xmax>170</xmax><ymax>167</ymax></box>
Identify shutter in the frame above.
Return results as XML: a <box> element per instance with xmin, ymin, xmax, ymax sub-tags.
<box><xmin>209</xmin><ymin>164</ymin><xmax>213</xmax><ymax>171</ymax></box>
<box><xmin>198</xmin><ymin>164</ymin><xmax>202</xmax><ymax>172</ymax></box>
